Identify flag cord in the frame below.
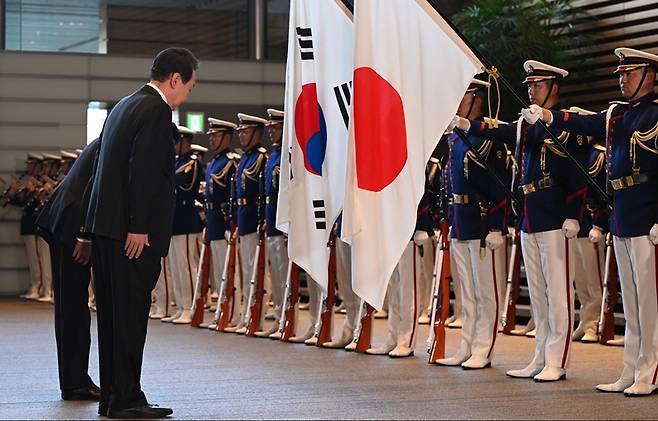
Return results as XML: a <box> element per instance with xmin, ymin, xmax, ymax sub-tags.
<box><xmin>485</xmin><ymin>66</ymin><xmax>501</xmax><ymax>129</ymax></box>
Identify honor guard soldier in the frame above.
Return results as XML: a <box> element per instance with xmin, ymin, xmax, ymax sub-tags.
<box><xmin>200</xmin><ymin>118</ymin><xmax>240</xmax><ymax>329</ymax></box>
<box><xmin>161</xmin><ymin>125</ymin><xmax>204</xmax><ymax>324</ymax></box>
<box><xmin>59</xmin><ymin>151</ymin><xmax>78</xmax><ymax>178</ymax></box>
<box><xmin>452</xmin><ymin>62</ymin><xmax>588</xmax><ymax>381</ymax></box>
<box><xmin>229</xmin><ymin>113</ymin><xmax>268</xmax><ymax>334</ymax></box>
<box><xmin>8</xmin><ymin>153</ymin><xmax>46</xmax><ymax>300</ymax></box>
<box><xmin>526</xmin><ymin>48</ymin><xmax>658</xmax><ymax>395</ymax></box>
<box><xmin>566</xmin><ymin>107</ymin><xmax>608</xmax><ymax>344</ymax></box>
<box><xmin>435</xmin><ymin>79</ymin><xmax>508</xmax><ymax>369</ymax></box>
<box><xmin>259</xmin><ymin>109</ymin><xmax>287</xmax><ymax>338</ymax></box>
<box><xmin>151</xmin><ymin>124</ymin><xmax>182</xmax><ymax>319</ymax></box>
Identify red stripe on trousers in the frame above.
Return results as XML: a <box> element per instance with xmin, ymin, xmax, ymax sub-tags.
<box><xmin>561</xmin><ymin>238</ymin><xmax>572</xmax><ymax>369</ymax></box>
<box><xmin>487</xmin><ymin>249</ymin><xmax>499</xmax><ymax>359</ymax></box>
<box><xmin>34</xmin><ymin>236</ymin><xmax>43</xmax><ymax>292</ymax></box>
<box><xmin>163</xmin><ymin>258</ymin><xmax>170</xmax><ymax>317</ymax></box>
<box><xmin>408</xmin><ymin>245</ymin><xmax>418</xmax><ymax>348</ymax></box>
<box><xmin>186</xmin><ymin>235</ymin><xmax>194</xmax><ymax>300</ymax></box>
<box><xmin>651</xmin><ymin>245</ymin><xmax>658</xmax><ymax>384</ymax></box>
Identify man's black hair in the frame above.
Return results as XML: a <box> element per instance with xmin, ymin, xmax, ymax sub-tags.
<box><xmin>150</xmin><ymin>47</ymin><xmax>199</xmax><ymax>84</ymax></box>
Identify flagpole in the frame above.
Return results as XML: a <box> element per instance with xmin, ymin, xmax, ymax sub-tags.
<box><xmin>425</xmin><ymin>0</ymin><xmax>610</xmax><ymax>205</ymax></box>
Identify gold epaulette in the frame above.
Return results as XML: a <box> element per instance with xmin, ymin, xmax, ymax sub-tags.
<box><xmin>242</xmin><ymin>149</ymin><xmax>267</xmax><ymax>188</ymax></box>
<box><xmin>176</xmin><ymin>158</ymin><xmax>197</xmax><ymax>175</ymax></box>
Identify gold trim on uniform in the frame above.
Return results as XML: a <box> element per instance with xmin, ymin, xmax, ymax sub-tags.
<box><xmin>609</xmin><ymin>173</ymin><xmax>650</xmax><ymax>191</ymax></box>
<box><xmin>520</xmin><ymin>177</ymin><xmax>556</xmax><ymax>195</ymax></box>
<box><xmin>452</xmin><ymin>194</ymin><xmax>471</xmax><ymax>204</ymax></box>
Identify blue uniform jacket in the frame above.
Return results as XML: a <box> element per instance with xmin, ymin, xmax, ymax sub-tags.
<box><xmin>265</xmin><ymin>146</ymin><xmax>283</xmax><ymax>237</ymax></box>
<box><xmin>448</xmin><ymin>118</ymin><xmax>509</xmax><ymax>240</ymax></box>
<box><xmin>549</xmin><ymin>93</ymin><xmax>658</xmax><ymax>238</ymax></box>
<box><xmin>172</xmin><ymin>150</ymin><xmax>204</xmax><ymax>235</ymax></box>
<box><xmin>236</xmin><ymin>146</ymin><xmax>267</xmax><ymax>236</ymax></box>
<box><xmin>468</xmin><ymin>110</ymin><xmax>589</xmax><ymax>234</ymax></box>
<box><xmin>204</xmin><ymin>149</ymin><xmax>237</xmax><ymax>241</ymax></box>
<box><xmin>578</xmin><ymin>144</ymin><xmax>609</xmax><ymax>237</ymax></box>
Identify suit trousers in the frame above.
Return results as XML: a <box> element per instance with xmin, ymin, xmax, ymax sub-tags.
<box><xmin>92</xmin><ymin>236</ymin><xmax>161</xmax><ymax>411</ymax></box>
<box><xmin>50</xmin><ymin>240</ymin><xmax>95</xmax><ymax>391</ymax></box>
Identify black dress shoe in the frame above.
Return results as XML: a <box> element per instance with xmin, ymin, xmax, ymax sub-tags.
<box><xmin>99</xmin><ymin>405</ymin><xmax>108</xmax><ymax>417</ymax></box>
<box><xmin>108</xmin><ymin>404</ymin><xmax>173</xmax><ymax>419</ymax></box>
<box><xmin>61</xmin><ymin>385</ymin><xmax>102</xmax><ymax>401</ymax></box>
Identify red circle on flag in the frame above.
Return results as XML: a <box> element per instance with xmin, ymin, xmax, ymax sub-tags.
<box><xmin>353</xmin><ymin>67</ymin><xmax>407</xmax><ymax>192</ymax></box>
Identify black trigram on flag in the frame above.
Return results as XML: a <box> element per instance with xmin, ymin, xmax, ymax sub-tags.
<box><xmin>296</xmin><ymin>27</ymin><xmax>314</xmax><ymax>60</ymax></box>
<box><xmin>334</xmin><ymin>81</ymin><xmax>352</xmax><ymax>129</ymax></box>
<box><xmin>312</xmin><ymin>200</ymin><xmax>326</xmax><ymax>230</ymax></box>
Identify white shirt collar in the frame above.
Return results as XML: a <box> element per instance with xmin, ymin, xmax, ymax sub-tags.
<box><xmin>146</xmin><ymin>82</ymin><xmax>171</xmax><ymax>108</ymax></box>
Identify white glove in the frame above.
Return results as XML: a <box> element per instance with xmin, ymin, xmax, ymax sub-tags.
<box><xmin>413</xmin><ymin>230</ymin><xmax>429</xmax><ymax>246</ymax></box>
<box><xmin>485</xmin><ymin>231</ymin><xmax>504</xmax><ymax>250</ymax></box>
<box><xmin>650</xmin><ymin>224</ymin><xmax>658</xmax><ymax>245</ymax></box>
<box><xmin>224</xmin><ymin>230</ymin><xmax>231</xmax><ymax>241</ymax></box>
<box><xmin>562</xmin><ymin>218</ymin><xmax>580</xmax><ymax>239</ymax></box>
<box><xmin>588</xmin><ymin>227</ymin><xmax>604</xmax><ymax>243</ymax></box>
<box><xmin>446</xmin><ymin>116</ymin><xmax>470</xmax><ymax>133</ymax></box>
<box><xmin>520</xmin><ymin>104</ymin><xmax>544</xmax><ymax>125</ymax></box>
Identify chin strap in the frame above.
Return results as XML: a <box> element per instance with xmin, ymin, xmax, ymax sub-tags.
<box><xmin>628</xmin><ymin>67</ymin><xmax>649</xmax><ymax>101</ymax></box>
<box><xmin>539</xmin><ymin>79</ymin><xmax>556</xmax><ymax>109</ymax></box>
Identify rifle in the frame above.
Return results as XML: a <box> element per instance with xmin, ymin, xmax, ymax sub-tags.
<box><xmin>279</xmin><ymin>260</ymin><xmax>300</xmax><ymax>341</ymax></box>
<box><xmin>598</xmin><ymin>233</ymin><xmax>618</xmax><ymax>345</ymax></box>
<box><xmin>216</xmin><ymin>175</ymin><xmax>238</xmax><ymax>332</ymax></box>
<box><xmin>191</xmin><ymin>237</ymin><xmax>212</xmax><ymax>327</ymax></box>
<box><xmin>501</xmin><ymin>227</ymin><xmax>522</xmax><ymax>334</ymax></box>
<box><xmin>245</xmin><ymin>171</ymin><xmax>267</xmax><ymax>336</ymax></box>
<box><xmin>427</xmin><ymin>219</ymin><xmax>451</xmax><ymax>363</ymax></box>
<box><xmin>353</xmin><ymin>300</ymin><xmax>375</xmax><ymax>353</ymax></box>
<box><xmin>315</xmin><ymin>230</ymin><xmax>337</xmax><ymax>346</ymax></box>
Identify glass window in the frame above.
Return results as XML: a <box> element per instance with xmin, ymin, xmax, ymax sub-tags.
<box><xmin>5</xmin><ymin>0</ymin><xmax>251</xmax><ymax>59</ymax></box>
<box><xmin>265</xmin><ymin>0</ymin><xmax>288</xmax><ymax>61</ymax></box>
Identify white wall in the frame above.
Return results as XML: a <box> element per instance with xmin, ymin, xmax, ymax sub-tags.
<box><xmin>0</xmin><ymin>50</ymin><xmax>285</xmax><ymax>295</ymax></box>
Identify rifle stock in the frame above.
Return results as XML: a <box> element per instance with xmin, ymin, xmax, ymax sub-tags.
<box><xmin>191</xmin><ymin>240</ymin><xmax>212</xmax><ymax>327</ymax></box>
<box><xmin>502</xmin><ymin>229</ymin><xmax>521</xmax><ymax>334</ymax></box>
<box><xmin>216</xmin><ymin>226</ymin><xmax>237</xmax><ymax>331</ymax></box>
<box><xmin>316</xmin><ymin>231</ymin><xmax>337</xmax><ymax>346</ymax></box>
<box><xmin>428</xmin><ymin>220</ymin><xmax>451</xmax><ymax>363</ymax></box>
<box><xmin>355</xmin><ymin>301</ymin><xmax>375</xmax><ymax>353</ymax></box>
<box><xmin>598</xmin><ymin>234</ymin><xmax>618</xmax><ymax>344</ymax></box>
<box><xmin>246</xmin><ymin>225</ymin><xmax>266</xmax><ymax>336</ymax></box>
<box><xmin>280</xmin><ymin>261</ymin><xmax>300</xmax><ymax>342</ymax></box>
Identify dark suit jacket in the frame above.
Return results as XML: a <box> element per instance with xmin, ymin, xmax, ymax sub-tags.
<box><xmin>36</xmin><ymin>139</ymin><xmax>100</xmax><ymax>247</ymax></box>
<box><xmin>84</xmin><ymin>85</ymin><xmax>175</xmax><ymax>257</ymax></box>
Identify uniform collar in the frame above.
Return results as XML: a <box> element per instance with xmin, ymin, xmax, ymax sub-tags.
<box><xmin>630</xmin><ymin>91</ymin><xmax>656</xmax><ymax>108</ymax></box>
<box><xmin>214</xmin><ymin>148</ymin><xmax>229</xmax><ymax>159</ymax></box>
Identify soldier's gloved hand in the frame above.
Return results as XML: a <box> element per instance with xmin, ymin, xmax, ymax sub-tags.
<box><xmin>521</xmin><ymin>104</ymin><xmax>544</xmax><ymax>125</ymax></box>
<box><xmin>588</xmin><ymin>227</ymin><xmax>604</xmax><ymax>243</ymax></box>
<box><xmin>485</xmin><ymin>231</ymin><xmax>504</xmax><ymax>250</ymax></box>
<box><xmin>649</xmin><ymin>224</ymin><xmax>658</xmax><ymax>245</ymax></box>
<box><xmin>446</xmin><ymin>116</ymin><xmax>470</xmax><ymax>133</ymax></box>
<box><xmin>225</xmin><ymin>230</ymin><xmax>231</xmax><ymax>241</ymax></box>
<box><xmin>562</xmin><ymin>218</ymin><xmax>580</xmax><ymax>239</ymax></box>
<box><xmin>413</xmin><ymin>230</ymin><xmax>429</xmax><ymax>246</ymax></box>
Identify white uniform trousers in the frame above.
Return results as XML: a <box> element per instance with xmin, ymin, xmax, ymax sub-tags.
<box><xmin>450</xmin><ymin>250</ymin><xmax>463</xmax><ymax>320</ymax></box>
<box><xmin>335</xmin><ymin>238</ymin><xmax>360</xmax><ymax>341</ymax></box>
<box><xmin>36</xmin><ymin>236</ymin><xmax>52</xmax><ymax>299</ymax></box>
<box><xmin>573</xmin><ymin>237</ymin><xmax>604</xmax><ymax>336</ymax></box>
<box><xmin>417</xmin><ymin>238</ymin><xmax>435</xmax><ymax>318</ymax></box>
<box><xmin>266</xmin><ymin>235</ymin><xmax>287</xmax><ymax>325</ymax></box>
<box><xmin>168</xmin><ymin>233</ymin><xmax>200</xmax><ymax>313</ymax></box>
<box><xmin>381</xmin><ymin>241</ymin><xmax>418</xmax><ymax>350</ymax></box>
<box><xmin>238</xmin><ymin>232</ymin><xmax>265</xmax><ymax>327</ymax></box>
<box><xmin>152</xmin><ymin>256</ymin><xmax>174</xmax><ymax>316</ymax></box>
<box><xmin>496</xmin><ymin>238</ymin><xmax>509</xmax><ymax>326</ymax></box>
<box><xmin>450</xmin><ymin>239</ymin><xmax>500</xmax><ymax>360</ymax></box>
<box><xmin>209</xmin><ymin>240</ymin><xmax>227</xmax><ymax>294</ymax></box>
<box><xmin>614</xmin><ymin>236</ymin><xmax>658</xmax><ymax>386</ymax></box>
<box><xmin>22</xmin><ymin>235</ymin><xmax>42</xmax><ymax>297</ymax></box>
<box><xmin>521</xmin><ymin>229</ymin><xmax>574</xmax><ymax>370</ymax></box>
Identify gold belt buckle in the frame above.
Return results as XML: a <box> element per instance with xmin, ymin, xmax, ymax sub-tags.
<box><xmin>610</xmin><ymin>178</ymin><xmax>624</xmax><ymax>190</ymax></box>
<box><xmin>237</xmin><ymin>198</ymin><xmax>247</xmax><ymax>206</ymax></box>
<box><xmin>522</xmin><ymin>184</ymin><xmax>536</xmax><ymax>195</ymax></box>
